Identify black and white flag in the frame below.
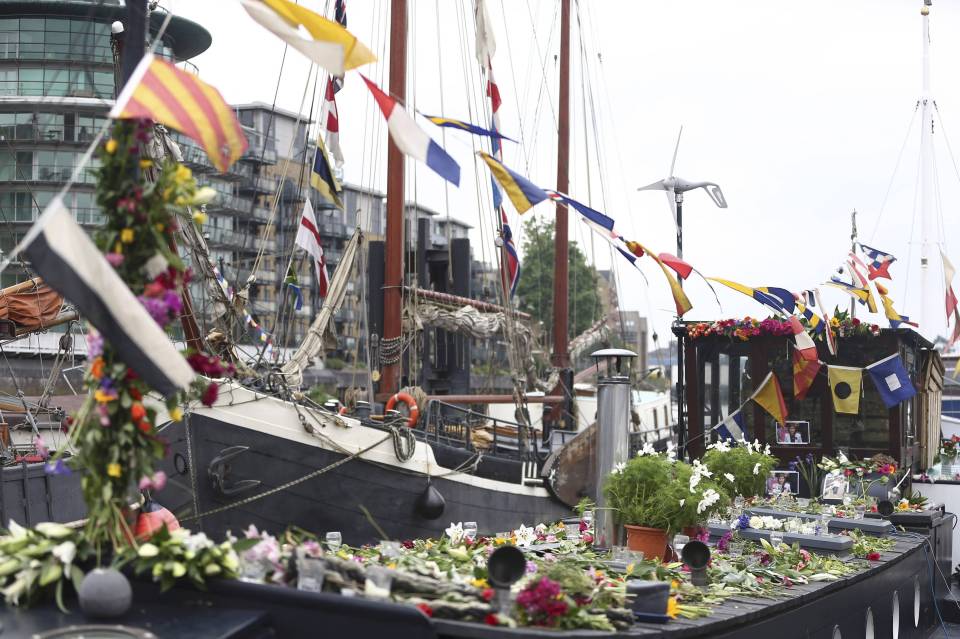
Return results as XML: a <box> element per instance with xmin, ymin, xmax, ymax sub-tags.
<box><xmin>17</xmin><ymin>197</ymin><xmax>194</xmax><ymax>396</ymax></box>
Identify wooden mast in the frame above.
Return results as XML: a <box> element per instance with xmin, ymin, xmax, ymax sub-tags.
<box><xmin>381</xmin><ymin>0</ymin><xmax>407</xmax><ymax>394</ymax></box>
<box><xmin>550</xmin><ymin>0</ymin><xmax>573</xmax><ymax>429</ymax></box>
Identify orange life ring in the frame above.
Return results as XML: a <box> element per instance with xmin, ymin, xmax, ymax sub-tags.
<box><xmin>385</xmin><ymin>392</ymin><xmax>420</xmax><ymax>428</ymax></box>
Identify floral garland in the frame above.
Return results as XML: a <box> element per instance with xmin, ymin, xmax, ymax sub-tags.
<box><xmin>824</xmin><ymin>310</ymin><xmax>881</xmax><ymax>338</ymax></box>
<box><xmin>686</xmin><ymin>317</ymin><xmax>794</xmax><ymax>341</ymax></box>
<box><xmin>48</xmin><ymin>120</ymin><xmax>233</xmax><ymax>551</ymax></box>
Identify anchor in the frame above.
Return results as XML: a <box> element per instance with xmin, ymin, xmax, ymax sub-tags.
<box><xmin>207</xmin><ymin>445</ymin><xmax>261</xmax><ymax>497</ymax></box>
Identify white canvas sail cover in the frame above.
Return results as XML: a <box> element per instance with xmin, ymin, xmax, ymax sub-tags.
<box><xmin>281</xmin><ymin>227</ymin><xmax>362</xmax><ymax>387</ymax></box>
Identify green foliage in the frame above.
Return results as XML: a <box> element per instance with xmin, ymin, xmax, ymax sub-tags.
<box><xmin>701</xmin><ymin>444</ymin><xmax>778</xmax><ymax>499</ymax></box>
<box><xmin>515</xmin><ymin>218</ymin><xmax>602</xmax><ymax>341</ymax></box>
<box><xmin>603</xmin><ymin>454</ymin><xmax>691</xmax><ymax>531</ymax></box>
<box><xmin>325</xmin><ymin>357</ymin><xmax>346</xmax><ymax>370</ymax></box>
<box><xmin>306</xmin><ymin>384</ymin><xmax>337</xmax><ymax>404</ymax></box>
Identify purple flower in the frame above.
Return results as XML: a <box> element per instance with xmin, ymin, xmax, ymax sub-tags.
<box><xmin>138</xmin><ymin>295</ymin><xmax>170</xmax><ymax>326</ymax></box>
<box><xmin>138</xmin><ymin>470</ymin><xmax>167</xmax><ymax>492</ymax></box>
<box><xmin>525</xmin><ymin>560</ymin><xmax>538</xmax><ymax>574</ymax></box>
<box><xmin>44</xmin><ymin>459</ymin><xmax>71</xmax><ymax>475</ymax></box>
<box><xmin>97</xmin><ymin>403</ymin><xmax>110</xmax><ymax>427</ymax></box>
<box><xmin>105</xmin><ymin>253</ymin><xmax>124</xmax><ymax>268</ymax></box>
<box><xmin>736</xmin><ymin>514</ymin><xmax>750</xmax><ymax>530</ymax></box>
<box><xmin>788</xmin><ymin>461</ymin><xmax>798</xmax><ymax>471</ymax></box>
<box><xmin>806</xmin><ymin>453</ymin><xmax>814</xmax><ymax>464</ymax></box>
<box><xmin>86</xmin><ymin>330</ymin><xmax>104</xmax><ymax>358</ymax></box>
<box><xmin>34</xmin><ymin>436</ymin><xmax>49</xmax><ymax>459</ymax></box>
<box><xmin>717</xmin><ymin>530</ymin><xmax>732</xmax><ymax>552</ymax></box>
<box><xmin>162</xmin><ymin>290</ymin><xmax>183</xmax><ymax>316</ymax></box>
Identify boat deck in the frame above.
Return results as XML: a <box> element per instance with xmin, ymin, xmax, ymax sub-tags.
<box><xmin>0</xmin><ymin>535</ymin><xmax>941</xmax><ymax>639</ymax></box>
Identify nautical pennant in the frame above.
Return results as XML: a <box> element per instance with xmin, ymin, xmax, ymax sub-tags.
<box><xmin>828</xmin><ymin>365</ymin><xmax>862</xmax><ymax>414</ymax></box>
<box><xmin>424</xmin><ymin>115</ymin><xmax>515</xmax><ymax>142</ymax></box>
<box><xmin>478</xmin><ymin>152</ymin><xmax>547</xmax><ymax>213</ymax></box>
<box><xmin>362</xmin><ymin>75</ymin><xmax>460</xmax><ymax>186</ymax></box>
<box><xmin>109</xmin><ymin>54</ymin><xmax>247</xmax><ymax>173</ymax></box>
<box><xmin>813</xmin><ymin>288</ymin><xmax>837</xmax><ymax>356</ymax></box>
<box><xmin>500</xmin><ymin>208</ymin><xmax>520</xmax><ymax>298</ymax></box>
<box><xmin>858</xmin><ymin>243</ymin><xmax>896</xmax><ymax>280</ymax></box>
<box><xmin>310</xmin><ymin>132</ymin><xmax>343</xmax><ymax>209</ymax></box>
<box><xmin>751</xmin><ymin>371</ymin><xmax>788</xmax><ymax>425</ymax></box>
<box><xmin>865</xmin><ymin>353</ymin><xmax>917</xmax><ymax>409</ymax></box>
<box><xmin>715</xmin><ymin>411</ymin><xmax>746</xmax><ymax>443</ymax></box>
<box><xmin>323</xmin><ymin>77</ymin><xmax>344</xmax><ymax>167</ymax></box>
<box><xmin>944</xmin><ymin>252</ymin><xmax>958</xmax><ymax>319</ymax></box>
<box><xmin>16</xmin><ymin>198</ymin><xmax>194</xmax><ymax>396</ymax></box>
<box><xmin>241</xmin><ymin>0</ymin><xmax>375</xmax><ymax>75</ymax></box>
<box><xmin>295</xmin><ymin>198</ymin><xmax>330</xmax><ymax>298</ymax></box>
<box><xmin>792</xmin><ymin>348</ymin><xmax>821</xmax><ymax>401</ymax></box>
<box><xmin>875</xmin><ymin>282</ymin><xmax>918</xmax><ymax>328</ymax></box>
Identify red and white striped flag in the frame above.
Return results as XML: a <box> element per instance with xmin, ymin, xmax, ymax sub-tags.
<box><xmin>324</xmin><ymin>77</ymin><xmax>343</xmax><ymax>167</ymax></box>
<box><xmin>295</xmin><ymin>198</ymin><xmax>329</xmax><ymax>298</ymax></box>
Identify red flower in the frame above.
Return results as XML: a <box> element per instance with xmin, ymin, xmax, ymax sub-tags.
<box><xmin>137</xmin><ymin>420</ymin><xmax>151</xmax><ymax>434</ymax></box>
<box><xmin>485</xmin><ymin>614</ymin><xmax>500</xmax><ymax>626</ymax></box>
<box><xmin>201</xmin><ymin>383</ymin><xmax>219</xmax><ymax>407</ymax></box>
<box><xmin>401</xmin><ymin>540</ymin><xmax>414</xmax><ymax>549</ymax></box>
<box><xmin>866</xmin><ymin>552</ymin><xmax>881</xmax><ymax>561</ymax></box>
<box><xmin>482</xmin><ymin>588</ymin><xmax>495</xmax><ymax>602</ymax></box>
<box><xmin>844</xmin><ymin>469</ymin><xmax>853</xmax><ymax>477</ymax></box>
<box><xmin>129</xmin><ymin>387</ymin><xmax>142</xmax><ymax>401</ymax></box>
<box><xmin>415</xmin><ymin>603</ymin><xmax>433</xmax><ymax>617</ymax></box>
<box><xmin>130</xmin><ymin>403</ymin><xmax>146</xmax><ymax>421</ymax></box>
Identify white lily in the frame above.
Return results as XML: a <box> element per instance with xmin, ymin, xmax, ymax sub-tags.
<box><xmin>753</xmin><ymin>463</ymin><xmax>761</xmax><ymax>475</ymax></box>
<box><xmin>445</xmin><ymin>522</ymin><xmax>464</xmax><ymax>545</ymax></box>
<box><xmin>612</xmin><ymin>461</ymin><xmax>626</xmax><ymax>475</ymax></box>
<box><xmin>52</xmin><ymin>540</ymin><xmax>76</xmax><ymax>565</ymax></box>
<box><xmin>724</xmin><ymin>473</ymin><xmax>736</xmax><ymax>483</ymax></box>
<box><xmin>514</xmin><ymin>524</ymin><xmax>537</xmax><ymax>547</ymax></box>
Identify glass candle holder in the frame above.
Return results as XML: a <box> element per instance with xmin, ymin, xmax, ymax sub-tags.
<box><xmin>296</xmin><ymin>550</ymin><xmax>326</xmax><ymax>592</ymax></box>
<box><xmin>364</xmin><ymin>566</ymin><xmax>393</xmax><ymax>600</ymax></box>
<box><xmin>463</xmin><ymin>521</ymin><xmax>478</xmax><ymax>542</ymax></box>
<box><xmin>769</xmin><ymin>530</ymin><xmax>784</xmax><ymax>548</ymax></box>
<box><xmin>325</xmin><ymin>531</ymin><xmax>342</xmax><ymax>552</ymax></box>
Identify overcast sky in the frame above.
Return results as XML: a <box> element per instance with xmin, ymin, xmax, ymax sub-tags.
<box><xmin>166</xmin><ymin>0</ymin><xmax>960</xmax><ymax>351</ymax></box>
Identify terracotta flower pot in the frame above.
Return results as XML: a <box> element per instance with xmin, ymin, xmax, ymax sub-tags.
<box><xmin>624</xmin><ymin>525</ymin><xmax>668</xmax><ymax>561</ymax></box>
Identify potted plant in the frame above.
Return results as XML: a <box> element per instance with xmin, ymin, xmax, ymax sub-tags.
<box><xmin>604</xmin><ymin>450</ymin><xmax>727</xmax><ymax>559</ymax></box>
<box><xmin>701</xmin><ymin>439</ymin><xmax>778</xmax><ymax>500</ymax></box>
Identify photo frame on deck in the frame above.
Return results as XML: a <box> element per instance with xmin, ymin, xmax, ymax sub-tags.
<box><xmin>775</xmin><ymin>420</ymin><xmax>809</xmax><ymax>445</ymax></box>
<box><xmin>821</xmin><ymin>470</ymin><xmax>849</xmax><ymax>502</ymax></box>
<box><xmin>766</xmin><ymin>470</ymin><xmax>799</xmax><ymax>496</ymax></box>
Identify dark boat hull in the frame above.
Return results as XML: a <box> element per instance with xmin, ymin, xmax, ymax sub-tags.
<box><xmin>0</xmin><ymin>460</ymin><xmax>84</xmax><ymax>526</ymax></box>
<box><xmin>156</xmin><ymin>393</ymin><xmax>569</xmax><ymax>543</ymax></box>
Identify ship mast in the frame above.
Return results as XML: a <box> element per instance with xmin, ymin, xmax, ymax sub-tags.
<box><xmin>381</xmin><ymin>0</ymin><xmax>407</xmax><ymax>394</ymax></box>
<box><xmin>918</xmin><ymin>0</ymin><xmax>938</xmax><ymax>339</ymax></box>
<box><xmin>550</xmin><ymin>0</ymin><xmax>574</xmax><ymax>430</ymax></box>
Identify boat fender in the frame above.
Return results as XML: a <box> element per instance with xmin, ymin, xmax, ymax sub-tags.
<box><xmin>135</xmin><ymin>498</ymin><xmax>181</xmax><ymax>540</ymax></box>
<box><xmin>415</xmin><ymin>482</ymin><xmax>445</xmax><ymax>520</ymax></box>
<box><xmin>339</xmin><ymin>406</ymin><xmax>348</xmax><ymax>415</ymax></box>
<box><xmin>385</xmin><ymin>392</ymin><xmax>420</xmax><ymax>428</ymax></box>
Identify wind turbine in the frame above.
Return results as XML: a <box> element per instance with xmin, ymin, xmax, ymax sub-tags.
<box><xmin>637</xmin><ymin>127</ymin><xmax>728</xmax><ymax>263</ymax></box>
<box><xmin>637</xmin><ymin>127</ymin><xmax>728</xmax><ymax>461</ymax></box>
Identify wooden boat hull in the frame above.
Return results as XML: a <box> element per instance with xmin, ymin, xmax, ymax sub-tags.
<box><xmin>155</xmin><ymin>384</ymin><xmax>569</xmax><ymax>543</ymax></box>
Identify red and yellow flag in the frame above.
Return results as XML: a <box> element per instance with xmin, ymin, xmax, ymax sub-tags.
<box><xmin>752</xmin><ymin>371</ymin><xmax>788</xmax><ymax>425</ymax></box>
<box><xmin>792</xmin><ymin>348</ymin><xmax>821</xmax><ymax>401</ymax></box>
<box><xmin>109</xmin><ymin>54</ymin><xmax>247</xmax><ymax>173</ymax></box>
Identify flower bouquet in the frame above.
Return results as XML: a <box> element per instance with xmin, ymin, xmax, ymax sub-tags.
<box><xmin>702</xmin><ymin>439</ymin><xmax>778</xmax><ymax>500</ymax></box>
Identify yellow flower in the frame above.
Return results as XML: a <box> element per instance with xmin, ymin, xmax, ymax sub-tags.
<box><xmin>106</xmin><ymin>463</ymin><xmax>122</xmax><ymax>478</ymax></box>
<box><xmin>666</xmin><ymin>596</ymin><xmax>679</xmax><ymax>619</ymax></box>
<box><xmin>120</xmin><ymin>228</ymin><xmax>134</xmax><ymax>244</ymax></box>
<box><xmin>671</xmin><ymin>579</ymin><xmax>680</xmax><ymax>590</ymax></box>
<box><xmin>162</xmin><ymin>187</ymin><xmax>174</xmax><ymax>202</ymax></box>
<box><xmin>471</xmin><ymin>578</ymin><xmax>489</xmax><ymax>588</ymax></box>
<box><xmin>493</xmin><ymin>537</ymin><xmax>507</xmax><ymax>545</ymax></box>
<box><xmin>94</xmin><ymin>389</ymin><xmax>116</xmax><ymax>403</ymax></box>
<box><xmin>386</xmin><ymin>562</ymin><xmax>397</xmax><ymax>569</ymax></box>
<box><xmin>154</xmin><ymin>223</ymin><xmax>165</xmax><ymax>233</ymax></box>
<box><xmin>192</xmin><ymin>211</ymin><xmax>208</xmax><ymax>225</ymax></box>
<box><xmin>169</xmin><ymin>407</ymin><xmax>183</xmax><ymax>422</ymax></box>
<box><xmin>139</xmin><ymin>159</ymin><xmax>153</xmax><ymax>169</ymax></box>
<box><xmin>174</xmin><ymin>164</ymin><xmax>192</xmax><ymax>184</ymax></box>
<box><xmin>113</xmin><ymin>242</ymin><xmax>123</xmax><ymax>254</ymax></box>
<box><xmin>105</xmin><ymin>139</ymin><xmax>117</xmax><ymax>154</ymax></box>
<box><xmin>830</xmin><ymin>317</ymin><xmax>840</xmax><ymax>328</ymax></box>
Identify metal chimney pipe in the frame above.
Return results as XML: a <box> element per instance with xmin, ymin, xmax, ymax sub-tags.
<box><xmin>591</xmin><ymin>348</ymin><xmax>637</xmax><ymax>548</ymax></box>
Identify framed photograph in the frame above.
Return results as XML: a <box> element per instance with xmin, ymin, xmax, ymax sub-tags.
<box><xmin>775</xmin><ymin>420</ymin><xmax>809</xmax><ymax>445</ymax></box>
<box><xmin>821</xmin><ymin>470</ymin><xmax>849</xmax><ymax>502</ymax></box>
<box><xmin>766</xmin><ymin>470</ymin><xmax>799</xmax><ymax>496</ymax></box>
